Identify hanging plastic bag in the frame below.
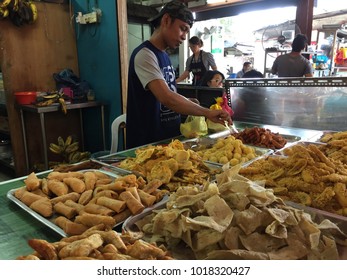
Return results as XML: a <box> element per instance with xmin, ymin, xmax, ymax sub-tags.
<box><xmin>207</xmin><ymin>93</ymin><xmax>234</xmax><ymax>133</ymax></box>
<box><xmin>180</xmin><ymin>115</ymin><xmax>208</xmax><ymax>138</ymax></box>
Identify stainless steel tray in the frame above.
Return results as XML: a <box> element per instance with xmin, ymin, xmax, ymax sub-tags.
<box><xmin>122</xmin><ymin>195</ymin><xmax>169</xmax><ymax>234</ymax></box>
<box><xmin>307</xmin><ymin>130</ymin><xmax>340</xmax><ymax>143</ymax></box>
<box><xmin>6</xmin><ymin>169</ymin><xmax>121</xmax><ymax>237</ymax></box>
<box><xmin>203</xmin><ymin>145</ymin><xmax>273</xmax><ymax>167</ymax></box>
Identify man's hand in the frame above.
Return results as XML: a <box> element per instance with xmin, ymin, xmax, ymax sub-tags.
<box><xmin>206</xmin><ymin>109</ymin><xmax>232</xmax><ymax>126</ymax></box>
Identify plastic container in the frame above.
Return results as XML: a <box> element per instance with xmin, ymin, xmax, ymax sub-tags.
<box><xmin>14</xmin><ymin>91</ymin><xmax>37</xmax><ymax>105</ymax></box>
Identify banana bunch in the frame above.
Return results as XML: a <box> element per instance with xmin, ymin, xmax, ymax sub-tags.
<box><xmin>36</xmin><ymin>91</ymin><xmax>67</xmax><ymax>114</ymax></box>
<box><xmin>1</xmin><ymin>0</ymin><xmax>37</xmax><ymax>26</ymax></box>
<box><xmin>49</xmin><ymin>136</ymin><xmax>91</xmax><ymax>164</ymax></box>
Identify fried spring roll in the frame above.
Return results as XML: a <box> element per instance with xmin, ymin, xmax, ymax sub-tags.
<box><xmin>24</xmin><ymin>172</ymin><xmax>41</xmax><ymax>191</ymax></box>
<box><xmin>51</xmin><ymin>192</ymin><xmax>80</xmax><ymax>205</ymax></box>
<box><xmin>83</xmin><ymin>203</ymin><xmax>115</xmax><ymax>216</ymax></box>
<box><xmin>47</xmin><ymin>179</ymin><xmax>69</xmax><ymax>197</ymax></box>
<box><xmin>64</xmin><ymin>199</ymin><xmax>85</xmax><ymax>214</ymax></box>
<box><xmin>113</xmin><ymin>209</ymin><xmax>132</xmax><ymax>224</ymax></box>
<box><xmin>83</xmin><ymin>171</ymin><xmax>97</xmax><ymax>190</ymax></box>
<box><xmin>94</xmin><ymin>181</ymin><xmax>125</xmax><ymax>193</ymax></box>
<box><xmin>18</xmin><ymin>190</ymin><xmax>44</xmax><ymax>206</ymax></box>
<box><xmin>55</xmin><ymin>216</ymin><xmax>88</xmax><ymax>236</ymax></box>
<box><xmin>63</xmin><ymin>177</ymin><xmax>86</xmax><ymax>193</ymax></box>
<box><xmin>138</xmin><ymin>189</ymin><xmax>157</xmax><ymax>207</ymax></box>
<box><xmin>119</xmin><ymin>191</ymin><xmax>145</xmax><ymax>215</ymax></box>
<box><xmin>96</xmin><ymin>197</ymin><xmax>126</xmax><ymax>213</ymax></box>
<box><xmin>74</xmin><ymin>213</ymin><xmax>116</xmax><ymax>229</ymax></box>
<box><xmin>127</xmin><ymin>187</ymin><xmax>141</xmax><ymax>202</ymax></box>
<box><xmin>54</xmin><ymin>201</ymin><xmax>77</xmax><ymax>219</ymax></box>
<box><xmin>78</xmin><ymin>189</ymin><xmax>93</xmax><ymax>205</ymax></box>
<box><xmin>93</xmin><ymin>190</ymin><xmax>118</xmax><ymax>200</ymax></box>
<box><xmin>30</xmin><ymin>197</ymin><xmax>53</xmax><ymax>217</ymax></box>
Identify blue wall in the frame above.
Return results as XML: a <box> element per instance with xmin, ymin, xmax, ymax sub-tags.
<box><xmin>72</xmin><ymin>0</ymin><xmax>122</xmax><ymax>153</ymax></box>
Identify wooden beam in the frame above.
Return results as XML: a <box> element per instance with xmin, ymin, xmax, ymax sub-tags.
<box><xmin>117</xmin><ymin>0</ymin><xmax>128</xmax><ymax>114</ymax></box>
<box><xmin>295</xmin><ymin>0</ymin><xmax>314</xmax><ymax>43</ymax></box>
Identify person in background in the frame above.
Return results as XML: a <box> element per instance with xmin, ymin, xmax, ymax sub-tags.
<box><xmin>271</xmin><ymin>34</ymin><xmax>314</xmax><ymax>77</ymax></box>
<box><xmin>176</xmin><ymin>36</ymin><xmax>217</xmax><ymax>85</ymax></box>
<box><xmin>199</xmin><ymin>70</ymin><xmax>225</xmax><ymax>88</ymax></box>
<box><xmin>126</xmin><ymin>0</ymin><xmax>231</xmax><ymax>149</ymax></box>
<box><xmin>236</xmin><ymin>61</ymin><xmax>252</xmax><ymax>78</ymax></box>
<box><xmin>242</xmin><ymin>69</ymin><xmax>264</xmax><ymax>78</ymax></box>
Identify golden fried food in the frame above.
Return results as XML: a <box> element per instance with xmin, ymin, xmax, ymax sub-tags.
<box><xmin>24</xmin><ymin>172</ymin><xmax>41</xmax><ymax>191</ymax></box>
<box><xmin>118</xmin><ymin>139</ymin><xmax>218</xmax><ymax>191</ymax></box>
<box><xmin>18</xmin><ymin>230</ymin><xmax>173</xmax><ymax>260</ymax></box>
<box><xmin>14</xmin><ymin>170</ymin><xmax>168</xmax><ymax>236</ymax></box>
<box><xmin>239</xmin><ymin>142</ymin><xmax>347</xmax><ymax>215</ymax></box>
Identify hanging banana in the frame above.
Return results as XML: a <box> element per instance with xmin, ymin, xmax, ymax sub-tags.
<box><xmin>0</xmin><ymin>7</ymin><xmax>8</xmax><ymax>18</ymax></box>
<box><xmin>49</xmin><ymin>135</ymin><xmax>90</xmax><ymax>164</ymax></box>
<box><xmin>0</xmin><ymin>0</ymin><xmax>11</xmax><ymax>9</ymax></box>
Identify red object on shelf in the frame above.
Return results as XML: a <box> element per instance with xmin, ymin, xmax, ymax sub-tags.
<box><xmin>14</xmin><ymin>92</ymin><xmax>37</xmax><ymax>105</ymax></box>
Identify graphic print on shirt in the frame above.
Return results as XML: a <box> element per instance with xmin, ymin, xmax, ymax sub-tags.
<box><xmin>160</xmin><ymin>64</ymin><xmax>180</xmax><ymax>123</ymax></box>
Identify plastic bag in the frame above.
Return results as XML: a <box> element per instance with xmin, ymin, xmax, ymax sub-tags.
<box><xmin>53</xmin><ymin>69</ymin><xmax>91</xmax><ymax>102</ymax></box>
<box><xmin>207</xmin><ymin>93</ymin><xmax>233</xmax><ymax>133</ymax></box>
<box><xmin>180</xmin><ymin>115</ymin><xmax>208</xmax><ymax>138</ymax></box>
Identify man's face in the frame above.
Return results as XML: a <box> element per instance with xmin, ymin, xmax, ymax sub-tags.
<box><xmin>163</xmin><ymin>16</ymin><xmax>191</xmax><ymax>49</ymax></box>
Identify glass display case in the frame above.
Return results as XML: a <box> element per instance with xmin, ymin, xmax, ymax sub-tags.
<box><xmin>226</xmin><ymin>77</ymin><xmax>347</xmax><ymax>131</ymax></box>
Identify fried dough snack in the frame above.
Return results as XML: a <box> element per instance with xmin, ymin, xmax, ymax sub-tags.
<box><xmin>14</xmin><ymin>170</ymin><xmax>168</xmax><ymax>236</ymax></box>
<box><xmin>129</xmin><ymin>166</ymin><xmax>347</xmax><ymax>260</ymax></box>
<box><xmin>196</xmin><ymin>135</ymin><xmax>258</xmax><ymax>166</ymax></box>
<box><xmin>233</xmin><ymin>127</ymin><xmax>287</xmax><ymax>149</ymax></box>
<box><xmin>240</xmin><ymin>142</ymin><xmax>347</xmax><ymax>216</ymax></box>
<box><xmin>17</xmin><ymin>230</ymin><xmax>173</xmax><ymax>260</ymax></box>
<box><xmin>118</xmin><ymin>139</ymin><xmax>219</xmax><ymax>191</ymax></box>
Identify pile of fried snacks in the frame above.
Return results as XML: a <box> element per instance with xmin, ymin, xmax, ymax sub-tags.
<box><xmin>196</xmin><ymin>135</ymin><xmax>258</xmax><ymax>165</ymax></box>
<box><xmin>118</xmin><ymin>139</ymin><xmax>220</xmax><ymax>192</ymax></box>
<box><xmin>233</xmin><ymin>127</ymin><xmax>287</xmax><ymax>149</ymax></box>
<box><xmin>128</xmin><ymin>165</ymin><xmax>347</xmax><ymax>260</ymax></box>
<box><xmin>16</xmin><ymin>228</ymin><xmax>173</xmax><ymax>260</ymax></box>
<box><xmin>319</xmin><ymin>131</ymin><xmax>347</xmax><ymax>165</ymax></box>
<box><xmin>240</xmin><ymin>143</ymin><xmax>347</xmax><ymax>216</ymax></box>
<box><xmin>14</xmin><ymin>170</ymin><xmax>168</xmax><ymax>236</ymax></box>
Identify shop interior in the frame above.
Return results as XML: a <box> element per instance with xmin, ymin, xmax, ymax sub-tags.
<box><xmin>1</xmin><ymin>0</ymin><xmax>347</xmax><ymax>262</ymax></box>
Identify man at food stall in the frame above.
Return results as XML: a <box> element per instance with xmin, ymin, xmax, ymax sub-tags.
<box><xmin>125</xmin><ymin>0</ymin><xmax>231</xmax><ymax>149</ymax></box>
<box><xmin>271</xmin><ymin>34</ymin><xmax>314</xmax><ymax>77</ymax></box>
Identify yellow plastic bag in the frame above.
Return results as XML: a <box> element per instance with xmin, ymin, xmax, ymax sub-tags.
<box><xmin>180</xmin><ymin>115</ymin><xmax>208</xmax><ymax>138</ymax></box>
<box><xmin>207</xmin><ymin>96</ymin><xmax>228</xmax><ymax>133</ymax></box>
<box><xmin>206</xmin><ymin>119</ymin><xmax>227</xmax><ymax>133</ymax></box>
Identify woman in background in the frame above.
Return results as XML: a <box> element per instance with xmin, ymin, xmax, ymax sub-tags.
<box><xmin>176</xmin><ymin>36</ymin><xmax>217</xmax><ymax>85</ymax></box>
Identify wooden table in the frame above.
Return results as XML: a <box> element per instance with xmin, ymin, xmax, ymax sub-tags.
<box><xmin>18</xmin><ymin>101</ymin><xmax>106</xmax><ymax>173</ymax></box>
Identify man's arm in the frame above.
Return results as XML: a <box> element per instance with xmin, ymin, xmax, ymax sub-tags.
<box><xmin>148</xmin><ymin>79</ymin><xmax>231</xmax><ymax>125</ymax></box>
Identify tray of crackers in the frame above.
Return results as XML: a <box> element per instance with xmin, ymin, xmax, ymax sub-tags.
<box><xmin>122</xmin><ymin>166</ymin><xmax>347</xmax><ymax>260</ymax></box>
<box><xmin>7</xmin><ymin>169</ymin><xmax>168</xmax><ymax>237</ymax></box>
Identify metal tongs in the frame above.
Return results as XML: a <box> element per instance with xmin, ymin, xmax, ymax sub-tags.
<box><xmin>225</xmin><ymin>121</ymin><xmax>239</xmax><ymax>134</ymax></box>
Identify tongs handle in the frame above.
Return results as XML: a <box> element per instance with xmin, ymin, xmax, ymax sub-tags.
<box><xmin>224</xmin><ymin>121</ymin><xmax>238</xmax><ymax>134</ymax></box>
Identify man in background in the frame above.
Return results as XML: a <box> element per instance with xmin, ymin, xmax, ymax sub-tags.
<box><xmin>236</xmin><ymin>62</ymin><xmax>252</xmax><ymax>78</ymax></box>
<box><xmin>271</xmin><ymin>34</ymin><xmax>313</xmax><ymax>77</ymax></box>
